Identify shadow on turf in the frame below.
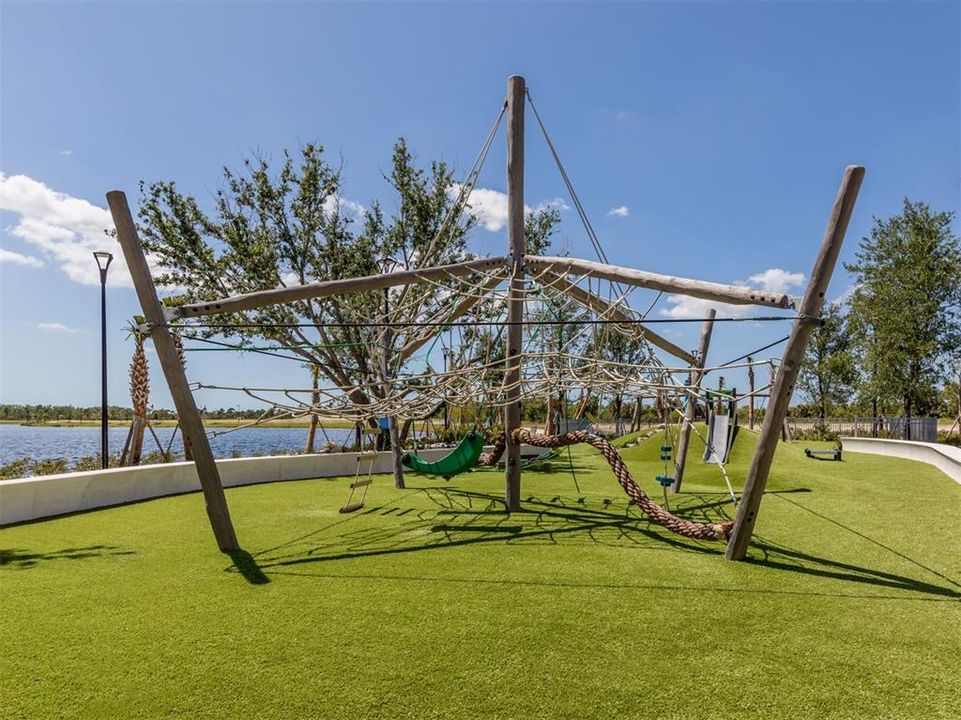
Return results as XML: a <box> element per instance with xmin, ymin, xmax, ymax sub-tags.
<box><xmin>0</xmin><ymin>545</ymin><xmax>135</xmax><ymax>568</ymax></box>
<box><xmin>238</xmin><ymin>487</ymin><xmax>959</xmax><ymax>600</ymax></box>
<box><xmin>225</xmin><ymin>548</ymin><xmax>270</xmax><ymax>585</ymax></box>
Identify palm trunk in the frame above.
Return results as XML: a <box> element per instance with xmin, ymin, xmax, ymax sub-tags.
<box><xmin>129</xmin><ymin>415</ymin><xmax>146</xmax><ymax>464</ymax></box>
<box><xmin>125</xmin><ymin>331</ymin><xmax>149</xmax><ymax>466</ymax></box>
<box><xmin>304</xmin><ymin>367</ymin><xmax>320</xmax><ymax>453</ymax></box>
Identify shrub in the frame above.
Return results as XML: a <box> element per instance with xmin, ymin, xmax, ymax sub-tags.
<box><xmin>31</xmin><ymin>458</ymin><xmax>69</xmax><ymax>476</ymax></box>
<box><xmin>0</xmin><ymin>457</ymin><xmax>31</xmax><ymax>480</ymax></box>
<box><xmin>938</xmin><ymin>432</ymin><xmax>961</xmax><ymax>448</ymax></box>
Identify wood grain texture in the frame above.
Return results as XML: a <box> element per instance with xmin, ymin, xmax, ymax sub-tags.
<box><xmin>528</xmin><ymin>256</ymin><xmax>794</xmax><ymax>309</ymax></box>
<box><xmin>106</xmin><ymin>190</ymin><xmax>239</xmax><ymax>551</ymax></box>
<box><xmin>672</xmin><ymin>308</ymin><xmax>716</xmax><ymax>492</ymax></box>
<box><xmin>725</xmin><ymin>165</ymin><xmax>865</xmax><ymax>560</ymax></box>
<box><xmin>172</xmin><ymin>257</ymin><xmax>508</xmax><ymax>319</ymax></box>
<box><xmin>504</xmin><ymin>75</ymin><xmax>526</xmax><ymax>512</ymax></box>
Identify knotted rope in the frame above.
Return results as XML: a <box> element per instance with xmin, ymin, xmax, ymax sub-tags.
<box><xmin>480</xmin><ymin>428</ymin><xmax>733</xmax><ymax>542</ymax></box>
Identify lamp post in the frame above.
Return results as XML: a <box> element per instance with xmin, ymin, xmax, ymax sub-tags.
<box><xmin>93</xmin><ymin>252</ymin><xmax>113</xmax><ymax>469</ymax></box>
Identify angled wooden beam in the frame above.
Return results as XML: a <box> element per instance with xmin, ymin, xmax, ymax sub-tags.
<box><xmin>106</xmin><ymin>190</ymin><xmax>239</xmax><ymax>551</ymax></box>
<box><xmin>171</xmin><ymin>257</ymin><xmax>507</xmax><ymax>319</ymax></box>
<box><xmin>527</xmin><ymin>256</ymin><xmax>794</xmax><ymax>309</ymax></box>
<box><xmin>538</xmin><ymin>270</ymin><xmax>696</xmax><ymax>365</ymax></box>
<box><xmin>725</xmin><ymin>165</ymin><xmax>865</xmax><ymax>560</ymax></box>
<box><xmin>672</xmin><ymin>308</ymin><xmax>716</xmax><ymax>492</ymax></box>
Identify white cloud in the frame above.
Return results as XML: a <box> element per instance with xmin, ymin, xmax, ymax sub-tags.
<box><xmin>831</xmin><ymin>283</ymin><xmax>858</xmax><ymax>305</ymax></box>
<box><xmin>38</xmin><ymin>322</ymin><xmax>79</xmax><ymax>333</ymax></box>
<box><xmin>278</xmin><ymin>270</ymin><xmax>301</xmax><ymax>287</ymax></box>
<box><xmin>454</xmin><ymin>186</ymin><xmax>509</xmax><ymax>231</ymax></box>
<box><xmin>322</xmin><ymin>194</ymin><xmax>366</xmax><ymax>218</ymax></box>
<box><xmin>532</xmin><ymin>197</ymin><xmax>571</xmax><ymax>214</ymax></box>
<box><xmin>0</xmin><ymin>172</ymin><xmax>131</xmax><ymax>287</ymax></box>
<box><xmin>0</xmin><ymin>172</ymin><xmax>370</xmax><ymax>290</ymax></box>
<box><xmin>0</xmin><ymin>248</ymin><xmax>44</xmax><ymax>268</ymax></box>
<box><xmin>60</xmin><ymin>150</ymin><xmax>73</xmax><ymax>157</ymax></box>
<box><xmin>747</xmin><ymin>268</ymin><xmax>805</xmax><ymax>295</ymax></box>
<box><xmin>607</xmin><ymin>206</ymin><xmax>629</xmax><ymax>218</ymax></box>
<box><xmin>660</xmin><ymin>267</ymin><xmax>806</xmax><ymax>319</ymax></box>
<box><xmin>450</xmin><ymin>185</ymin><xmax>570</xmax><ymax>232</ymax></box>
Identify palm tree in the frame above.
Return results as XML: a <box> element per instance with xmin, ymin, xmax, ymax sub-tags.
<box><xmin>123</xmin><ymin>316</ymin><xmax>150</xmax><ymax>465</ymax></box>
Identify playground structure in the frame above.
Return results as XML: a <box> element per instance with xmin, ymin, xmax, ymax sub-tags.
<box><xmin>106</xmin><ymin>75</ymin><xmax>864</xmax><ymax>560</ymax></box>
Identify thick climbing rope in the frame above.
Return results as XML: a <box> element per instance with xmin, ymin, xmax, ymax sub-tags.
<box><xmin>479</xmin><ymin>428</ymin><xmax>733</xmax><ymax>542</ymax></box>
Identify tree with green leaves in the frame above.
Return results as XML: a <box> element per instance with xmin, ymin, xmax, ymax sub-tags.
<box><xmin>140</xmin><ymin>141</ymin><xmax>473</xmax><ymax>416</ymax></box>
<box><xmin>797</xmin><ymin>301</ymin><xmax>858</xmax><ymax>422</ymax></box>
<box><xmin>139</xmin><ymin>140</ymin><xmax>560</xmax><ymax>432</ymax></box>
<box><xmin>845</xmin><ymin>199</ymin><xmax>961</xmax><ymax>427</ymax></box>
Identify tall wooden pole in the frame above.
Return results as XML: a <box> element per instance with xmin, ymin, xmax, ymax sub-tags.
<box><xmin>672</xmin><ymin>308</ymin><xmax>716</xmax><ymax>492</ymax></box>
<box><xmin>725</xmin><ymin>165</ymin><xmax>864</xmax><ymax>560</ymax></box>
<box><xmin>106</xmin><ymin>191</ymin><xmax>240</xmax><ymax>552</ymax></box>
<box><xmin>504</xmin><ymin>75</ymin><xmax>526</xmax><ymax>512</ymax></box>
<box><xmin>382</xmin><ymin>287</ymin><xmax>405</xmax><ymax>489</ymax></box>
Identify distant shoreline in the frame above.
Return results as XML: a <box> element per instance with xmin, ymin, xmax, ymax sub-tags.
<box><xmin>0</xmin><ymin>418</ymin><xmax>356</xmax><ymax>429</ymax></box>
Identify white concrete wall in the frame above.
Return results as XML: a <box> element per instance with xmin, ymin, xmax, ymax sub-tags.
<box><xmin>0</xmin><ymin>449</ymin><xmax>448</xmax><ymax>526</ymax></box>
<box><xmin>841</xmin><ymin>437</ymin><xmax>961</xmax><ymax>486</ymax></box>
<box><xmin>0</xmin><ymin>443</ymin><xmax>544</xmax><ymax>526</ymax></box>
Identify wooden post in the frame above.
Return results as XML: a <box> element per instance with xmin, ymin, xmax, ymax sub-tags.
<box><xmin>672</xmin><ymin>308</ymin><xmax>716</xmax><ymax>492</ymax></box>
<box><xmin>504</xmin><ymin>74</ymin><xmax>525</xmax><ymax>512</ymax></box>
<box><xmin>382</xmin><ymin>288</ymin><xmax>405</xmax><ymax>489</ymax></box>
<box><xmin>725</xmin><ymin>165</ymin><xmax>864</xmax><ymax>560</ymax></box>
<box><xmin>106</xmin><ymin>191</ymin><xmax>239</xmax><ymax>551</ymax></box>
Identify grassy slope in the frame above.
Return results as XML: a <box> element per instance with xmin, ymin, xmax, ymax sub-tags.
<box><xmin>1</xmin><ymin>429</ymin><xmax>959</xmax><ymax>719</ymax></box>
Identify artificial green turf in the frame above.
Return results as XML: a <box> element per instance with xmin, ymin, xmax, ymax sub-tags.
<box><xmin>2</xmin><ymin>429</ymin><xmax>959</xmax><ymax>719</ymax></box>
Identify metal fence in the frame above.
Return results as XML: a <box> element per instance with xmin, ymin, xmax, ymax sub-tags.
<box><xmin>787</xmin><ymin>416</ymin><xmax>938</xmax><ymax>443</ymax></box>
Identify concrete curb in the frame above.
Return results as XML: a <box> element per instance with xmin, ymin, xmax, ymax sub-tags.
<box><xmin>841</xmin><ymin>437</ymin><xmax>961</xmax><ymax>486</ymax></box>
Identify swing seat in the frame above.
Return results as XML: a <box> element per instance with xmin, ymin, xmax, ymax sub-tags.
<box><xmin>655</xmin><ymin>474</ymin><xmax>675</xmax><ymax>487</ymax></box>
<box><xmin>401</xmin><ymin>431</ymin><xmax>485</xmax><ymax>479</ymax></box>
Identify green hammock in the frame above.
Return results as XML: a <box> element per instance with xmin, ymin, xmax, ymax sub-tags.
<box><xmin>401</xmin><ymin>431</ymin><xmax>485</xmax><ymax>480</ymax></box>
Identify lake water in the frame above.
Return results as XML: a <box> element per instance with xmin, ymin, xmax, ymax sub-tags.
<box><xmin>0</xmin><ymin>423</ymin><xmax>356</xmax><ymax>466</ymax></box>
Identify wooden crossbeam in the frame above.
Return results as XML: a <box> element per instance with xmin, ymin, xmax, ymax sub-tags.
<box><xmin>538</xmin><ymin>270</ymin><xmax>696</xmax><ymax>364</ymax></box>
<box><xmin>171</xmin><ymin>257</ymin><xmax>508</xmax><ymax>319</ymax></box>
<box><xmin>527</xmin><ymin>256</ymin><xmax>794</xmax><ymax>309</ymax></box>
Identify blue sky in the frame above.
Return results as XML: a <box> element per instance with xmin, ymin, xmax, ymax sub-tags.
<box><xmin>1</xmin><ymin>1</ymin><xmax>958</xmax><ymax>411</ymax></box>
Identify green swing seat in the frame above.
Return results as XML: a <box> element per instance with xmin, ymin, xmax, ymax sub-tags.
<box><xmin>401</xmin><ymin>431</ymin><xmax>485</xmax><ymax>480</ymax></box>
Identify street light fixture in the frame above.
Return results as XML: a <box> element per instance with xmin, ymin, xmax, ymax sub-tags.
<box><xmin>93</xmin><ymin>251</ymin><xmax>113</xmax><ymax>469</ymax></box>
